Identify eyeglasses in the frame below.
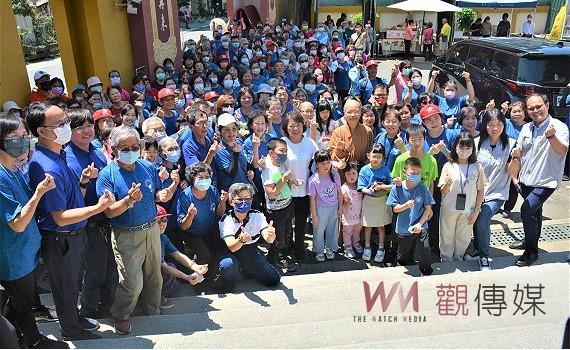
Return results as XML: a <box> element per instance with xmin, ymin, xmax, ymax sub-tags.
<box><xmin>41</xmin><ymin>120</ymin><xmax>69</xmax><ymax>129</ymax></box>
<box><xmin>73</xmin><ymin>124</ymin><xmax>95</xmax><ymax>132</ymax></box>
<box><xmin>158</xmin><ymin>217</ymin><xmax>169</xmax><ymax>223</ymax></box>
<box><xmin>118</xmin><ymin>146</ymin><xmax>141</xmax><ymax>153</ymax></box>
<box><xmin>194</xmin><ymin>121</ymin><xmax>208</xmax><ymax>127</ymax></box>
<box><xmin>223</xmin><ymin>103</ymin><xmax>235</xmax><ymax>107</ymax></box>
<box><xmin>527</xmin><ymin>104</ymin><xmax>544</xmax><ymax>112</ymax></box>
<box><xmin>235</xmin><ymin>197</ymin><xmax>252</xmax><ymax>202</ymax></box>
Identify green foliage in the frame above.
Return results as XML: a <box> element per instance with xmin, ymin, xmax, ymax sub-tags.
<box><xmin>33</xmin><ymin>12</ymin><xmax>57</xmax><ymax>46</ymax></box>
<box><xmin>352</xmin><ymin>12</ymin><xmax>363</xmax><ymax>25</ymax></box>
<box><xmin>457</xmin><ymin>8</ymin><xmax>477</xmax><ymax>33</ymax></box>
<box><xmin>11</xmin><ymin>0</ymin><xmax>33</xmax><ymax>17</ymax></box>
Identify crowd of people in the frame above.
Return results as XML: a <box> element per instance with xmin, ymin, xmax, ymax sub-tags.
<box><xmin>0</xmin><ymin>14</ymin><xmax>569</xmax><ymax>348</ymax></box>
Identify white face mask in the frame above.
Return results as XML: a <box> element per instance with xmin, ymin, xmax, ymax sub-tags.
<box><xmin>252</xmin><ymin>68</ymin><xmax>261</xmax><ymax>75</ymax></box>
<box><xmin>282</xmin><ymin>59</ymin><xmax>289</xmax><ymax>66</ymax></box>
<box><xmin>300</xmin><ymin>62</ymin><xmax>309</xmax><ymax>69</ymax></box>
<box><xmin>456</xmin><ymin>148</ymin><xmax>472</xmax><ymax>160</ymax></box>
<box><xmin>337</xmin><ymin>52</ymin><xmax>345</xmax><ymax>60</ymax></box>
<box><xmin>52</xmin><ymin>123</ymin><xmax>72</xmax><ymax>145</ymax></box>
<box><xmin>259</xmin><ymin>61</ymin><xmax>267</xmax><ymax>69</ymax></box>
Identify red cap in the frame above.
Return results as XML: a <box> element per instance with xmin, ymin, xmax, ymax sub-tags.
<box><xmin>92</xmin><ymin>109</ymin><xmax>113</xmax><ymax>122</ymax></box>
<box><xmin>265</xmin><ymin>39</ymin><xmax>276</xmax><ymax>47</ymax></box>
<box><xmin>365</xmin><ymin>60</ymin><xmax>380</xmax><ymax>68</ymax></box>
<box><xmin>158</xmin><ymin>88</ymin><xmax>175</xmax><ymax>100</ymax></box>
<box><xmin>420</xmin><ymin>104</ymin><xmax>441</xmax><ymax>120</ymax></box>
<box><xmin>218</xmin><ymin>54</ymin><xmax>229</xmax><ymax>61</ymax></box>
<box><xmin>204</xmin><ymin>91</ymin><xmax>220</xmax><ymax>101</ymax></box>
<box><xmin>156</xmin><ymin>205</ymin><xmax>171</xmax><ymax>218</ymax></box>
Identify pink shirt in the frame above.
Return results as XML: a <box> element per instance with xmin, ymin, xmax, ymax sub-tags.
<box><xmin>404</xmin><ymin>25</ymin><xmax>413</xmax><ymax>41</ymax></box>
<box><xmin>341</xmin><ymin>183</ymin><xmax>363</xmax><ymax>225</ymax></box>
<box><xmin>423</xmin><ymin>28</ymin><xmax>434</xmax><ymax>45</ymax></box>
<box><xmin>395</xmin><ymin>74</ymin><xmax>408</xmax><ymax>104</ymax></box>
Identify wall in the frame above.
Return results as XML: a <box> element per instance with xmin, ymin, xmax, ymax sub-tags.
<box><xmin>318</xmin><ymin>6</ymin><xmax>438</xmax><ymax>30</ymax></box>
<box><xmin>474</xmin><ymin>6</ymin><xmax>549</xmax><ymax>34</ymax></box>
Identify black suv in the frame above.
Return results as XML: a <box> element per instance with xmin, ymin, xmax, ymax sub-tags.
<box><xmin>432</xmin><ymin>37</ymin><xmax>570</xmax><ymax>119</ymax></box>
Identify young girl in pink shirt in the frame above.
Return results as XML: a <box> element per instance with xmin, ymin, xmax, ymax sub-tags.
<box><xmin>341</xmin><ymin>162</ymin><xmax>363</xmax><ymax>258</ymax></box>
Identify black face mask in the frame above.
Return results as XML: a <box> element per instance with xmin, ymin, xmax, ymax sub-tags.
<box><xmin>39</xmin><ymin>81</ymin><xmax>51</xmax><ymax>91</ymax></box>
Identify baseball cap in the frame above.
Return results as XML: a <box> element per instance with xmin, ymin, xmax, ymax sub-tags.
<box><xmin>86</xmin><ymin>76</ymin><xmax>103</xmax><ymax>88</ymax></box>
<box><xmin>420</xmin><ymin>104</ymin><xmax>441</xmax><ymax>120</ymax></box>
<box><xmin>2</xmin><ymin>101</ymin><xmax>21</xmax><ymax>112</ymax></box>
<box><xmin>335</xmin><ymin>46</ymin><xmax>345</xmax><ymax>53</ymax></box>
<box><xmin>34</xmin><ymin>71</ymin><xmax>50</xmax><ymax>81</ymax></box>
<box><xmin>365</xmin><ymin>60</ymin><xmax>380</xmax><ymax>68</ymax></box>
<box><xmin>72</xmin><ymin>84</ymin><xmax>86</xmax><ymax>94</ymax></box>
<box><xmin>257</xmin><ymin>84</ymin><xmax>275</xmax><ymax>95</ymax></box>
<box><xmin>204</xmin><ymin>91</ymin><xmax>220</xmax><ymax>101</ymax></box>
<box><xmin>218</xmin><ymin>54</ymin><xmax>229</xmax><ymax>61</ymax></box>
<box><xmin>156</xmin><ymin>205</ymin><xmax>171</xmax><ymax>218</ymax></box>
<box><xmin>217</xmin><ymin>113</ymin><xmax>237</xmax><ymax>127</ymax></box>
<box><xmin>265</xmin><ymin>39</ymin><xmax>276</xmax><ymax>47</ymax></box>
<box><xmin>92</xmin><ymin>109</ymin><xmax>113</xmax><ymax>122</ymax></box>
<box><xmin>158</xmin><ymin>88</ymin><xmax>175</xmax><ymax>100</ymax></box>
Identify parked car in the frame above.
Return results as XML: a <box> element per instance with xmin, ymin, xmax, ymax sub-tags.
<box><xmin>431</xmin><ymin>37</ymin><xmax>570</xmax><ymax>119</ymax></box>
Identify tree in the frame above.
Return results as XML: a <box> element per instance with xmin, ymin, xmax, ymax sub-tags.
<box><xmin>457</xmin><ymin>8</ymin><xmax>477</xmax><ymax>35</ymax></box>
<box><xmin>11</xmin><ymin>0</ymin><xmax>33</xmax><ymax>17</ymax></box>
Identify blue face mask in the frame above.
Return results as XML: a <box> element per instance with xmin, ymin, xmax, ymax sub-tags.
<box><xmin>275</xmin><ymin>153</ymin><xmax>287</xmax><ymax>165</ymax></box>
<box><xmin>135</xmin><ymin>83</ymin><xmax>146</xmax><ymax>93</ymax></box>
<box><xmin>118</xmin><ymin>150</ymin><xmax>140</xmax><ymax>165</ymax></box>
<box><xmin>92</xmin><ymin>102</ymin><xmax>103</xmax><ymax>110</ymax></box>
<box><xmin>194</xmin><ymin>178</ymin><xmax>211</xmax><ymax>191</ymax></box>
<box><xmin>176</xmin><ymin>99</ymin><xmax>185</xmax><ymax>109</ymax></box>
<box><xmin>234</xmin><ymin>200</ymin><xmax>252</xmax><ymax>213</ymax></box>
<box><xmin>166</xmin><ymin>150</ymin><xmax>181</xmax><ymax>163</ymax></box>
<box><xmin>406</xmin><ymin>173</ymin><xmax>421</xmax><ymax>184</ymax></box>
<box><xmin>4</xmin><ymin>138</ymin><xmax>31</xmax><ymax>158</ymax></box>
<box><xmin>156</xmin><ymin>72</ymin><xmax>167</xmax><ymax>81</ymax></box>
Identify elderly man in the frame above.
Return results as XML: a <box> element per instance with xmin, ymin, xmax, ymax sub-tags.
<box><xmin>142</xmin><ymin>116</ymin><xmax>167</xmax><ymax>142</ymax></box>
<box><xmin>182</xmin><ymin>110</ymin><xmax>218</xmax><ymax>167</ymax></box>
<box><xmin>26</xmin><ymin>102</ymin><xmax>115</xmax><ymax>340</ymax></box>
<box><xmin>509</xmin><ymin>94</ymin><xmax>569</xmax><ymax>266</ymax></box>
<box><xmin>298</xmin><ymin>101</ymin><xmax>317</xmax><ymax>141</ymax></box>
<box><xmin>328</xmin><ymin>98</ymin><xmax>373</xmax><ymax>166</ymax></box>
<box><xmin>96</xmin><ymin>126</ymin><xmax>179</xmax><ymax>335</ymax></box>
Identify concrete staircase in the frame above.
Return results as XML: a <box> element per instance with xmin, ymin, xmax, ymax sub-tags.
<box><xmin>37</xmin><ymin>250</ymin><xmax>570</xmax><ymax>349</ymax></box>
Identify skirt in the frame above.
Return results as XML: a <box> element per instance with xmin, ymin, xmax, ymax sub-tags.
<box><xmin>361</xmin><ymin>195</ymin><xmax>392</xmax><ymax>227</ymax></box>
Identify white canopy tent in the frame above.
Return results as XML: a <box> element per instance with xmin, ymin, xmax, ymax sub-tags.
<box><xmin>388</xmin><ymin>0</ymin><xmax>462</xmax><ymax>12</ymax></box>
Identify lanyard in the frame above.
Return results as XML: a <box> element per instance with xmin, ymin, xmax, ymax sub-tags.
<box><xmin>458</xmin><ymin>164</ymin><xmax>470</xmax><ymax>194</ymax></box>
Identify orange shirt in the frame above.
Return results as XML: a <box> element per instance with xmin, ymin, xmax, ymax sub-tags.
<box><xmin>29</xmin><ymin>90</ymin><xmax>49</xmax><ymax>103</ymax></box>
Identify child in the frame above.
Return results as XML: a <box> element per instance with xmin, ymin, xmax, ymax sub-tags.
<box><xmin>308</xmin><ymin>150</ymin><xmax>342</xmax><ymax>262</ymax></box>
<box><xmin>261</xmin><ymin>138</ymin><xmax>297</xmax><ymax>272</ymax></box>
<box><xmin>142</xmin><ymin>136</ymin><xmax>160</xmax><ymax>165</ymax></box>
<box><xmin>386</xmin><ymin>157</ymin><xmax>435</xmax><ymax>275</ymax></box>
<box><xmin>156</xmin><ymin>205</ymin><xmax>208</xmax><ymax>309</ymax></box>
<box><xmin>341</xmin><ymin>161</ymin><xmax>364</xmax><ymax>258</ymax></box>
<box><xmin>358</xmin><ymin>144</ymin><xmax>393</xmax><ymax>263</ymax></box>
<box><xmin>438</xmin><ymin>133</ymin><xmax>485</xmax><ymax>262</ymax></box>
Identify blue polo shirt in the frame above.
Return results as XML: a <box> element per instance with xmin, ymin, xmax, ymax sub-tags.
<box><xmin>387</xmin><ymin>182</ymin><xmax>435</xmax><ymax>236</ymax></box>
<box><xmin>160</xmin><ymin>234</ymin><xmax>178</xmax><ymax>263</ymax></box>
<box><xmin>96</xmin><ymin>159</ymin><xmax>162</xmax><ymax>227</ymax></box>
<box><xmin>374</xmin><ymin>130</ymin><xmax>408</xmax><ymax>171</ymax></box>
<box><xmin>0</xmin><ymin>166</ymin><xmax>41</xmax><ymax>281</ymax></box>
<box><xmin>176</xmin><ymin>186</ymin><xmax>220</xmax><ymax>236</ymax></box>
<box><xmin>243</xmin><ymin>133</ymin><xmax>273</xmax><ymax>195</ymax></box>
<box><xmin>357</xmin><ymin>164</ymin><xmax>392</xmax><ymax>195</ymax></box>
<box><xmin>28</xmin><ymin>145</ymin><xmax>87</xmax><ymax>232</ymax></box>
<box><xmin>505</xmin><ymin>119</ymin><xmax>526</xmax><ymax>140</ymax></box>
<box><xmin>213</xmin><ymin>141</ymin><xmax>250</xmax><ymax>192</ymax></box>
<box><xmin>162</xmin><ymin>110</ymin><xmax>179</xmax><ymax>136</ymax></box>
<box><xmin>182</xmin><ymin>131</ymin><xmax>212</xmax><ymax>167</ymax></box>
<box><xmin>401</xmin><ymin>85</ymin><xmax>427</xmax><ymax>108</ymax></box>
<box><xmin>434</xmin><ymin>95</ymin><xmax>468</xmax><ymax>118</ymax></box>
<box><xmin>332</xmin><ymin>60</ymin><xmax>352</xmax><ymax>91</ymax></box>
<box><xmin>65</xmin><ymin>143</ymin><xmax>108</xmax><ymax>223</ymax></box>
<box><xmin>424</xmin><ymin>128</ymin><xmax>460</xmax><ymax>174</ymax></box>
<box><xmin>355</xmin><ymin>77</ymin><xmax>390</xmax><ymax>103</ymax></box>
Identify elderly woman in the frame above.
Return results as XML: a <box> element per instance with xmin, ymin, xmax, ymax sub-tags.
<box><xmin>0</xmin><ymin>114</ymin><xmax>68</xmax><ymax>348</ymax></box>
<box><xmin>96</xmin><ymin>125</ymin><xmax>179</xmax><ymax>336</ymax></box>
<box><xmin>219</xmin><ymin>183</ymin><xmax>280</xmax><ymax>288</ymax></box>
<box><xmin>283</xmin><ymin>111</ymin><xmax>319</xmax><ymax>262</ymax></box>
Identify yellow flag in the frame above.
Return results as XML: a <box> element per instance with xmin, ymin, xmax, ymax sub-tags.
<box><xmin>547</xmin><ymin>5</ymin><xmax>567</xmax><ymax>40</ymax></box>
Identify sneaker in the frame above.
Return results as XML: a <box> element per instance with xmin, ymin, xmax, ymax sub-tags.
<box><xmin>62</xmin><ymin>330</ymin><xmax>101</xmax><ymax>341</ymax></box>
<box><xmin>114</xmin><ymin>319</ymin><xmax>132</xmax><ymax>335</ymax></box>
<box><xmin>344</xmin><ymin>245</ymin><xmax>356</xmax><ymax>258</ymax></box>
<box><xmin>79</xmin><ymin>317</ymin><xmax>100</xmax><ymax>331</ymax></box>
<box><xmin>373</xmin><ymin>248</ymin><xmax>385</xmax><ymax>263</ymax></box>
<box><xmin>315</xmin><ymin>253</ymin><xmax>326</xmax><ymax>262</ymax></box>
<box><xmin>501</xmin><ymin>210</ymin><xmax>511</xmax><ymax>218</ymax></box>
<box><xmin>325</xmin><ymin>248</ymin><xmax>335</xmax><ymax>260</ymax></box>
<box><xmin>33</xmin><ymin>305</ymin><xmax>57</xmax><ymax>322</ymax></box>
<box><xmin>31</xmin><ymin>335</ymin><xmax>69</xmax><ymax>349</ymax></box>
<box><xmin>275</xmin><ymin>259</ymin><xmax>288</xmax><ymax>270</ymax></box>
<box><xmin>479</xmin><ymin>257</ymin><xmax>491</xmax><ymax>271</ymax></box>
<box><xmin>362</xmin><ymin>247</ymin><xmax>372</xmax><ymax>261</ymax></box>
<box><xmin>285</xmin><ymin>258</ymin><xmax>299</xmax><ymax>272</ymax></box>
<box><xmin>160</xmin><ymin>296</ymin><xmax>175</xmax><ymax>310</ymax></box>
<box><xmin>463</xmin><ymin>250</ymin><xmax>480</xmax><ymax>261</ymax></box>
<box><xmin>353</xmin><ymin>242</ymin><xmax>364</xmax><ymax>254</ymax></box>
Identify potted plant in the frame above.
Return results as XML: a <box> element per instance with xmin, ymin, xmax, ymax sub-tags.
<box><xmin>457</xmin><ymin>8</ymin><xmax>477</xmax><ymax>37</ymax></box>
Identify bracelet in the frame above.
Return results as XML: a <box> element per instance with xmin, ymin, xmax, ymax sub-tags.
<box><xmin>465</xmin><ymin>79</ymin><xmax>471</xmax><ymax>83</ymax></box>
<box><xmin>512</xmin><ymin>157</ymin><xmax>521</xmax><ymax>161</ymax></box>
<box><xmin>546</xmin><ymin>134</ymin><xmax>555</xmax><ymax>140</ymax></box>
<box><xmin>79</xmin><ymin>181</ymin><xmax>89</xmax><ymax>189</ymax></box>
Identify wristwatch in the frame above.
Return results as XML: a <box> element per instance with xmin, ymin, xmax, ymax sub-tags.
<box><xmin>79</xmin><ymin>181</ymin><xmax>89</xmax><ymax>189</ymax></box>
<box><xmin>124</xmin><ymin>197</ymin><xmax>134</xmax><ymax>209</ymax></box>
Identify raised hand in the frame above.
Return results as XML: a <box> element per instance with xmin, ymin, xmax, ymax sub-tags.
<box><xmin>239</xmin><ymin>227</ymin><xmax>251</xmax><ymax>243</ymax></box>
<box><xmin>220</xmin><ymin>190</ymin><xmax>229</xmax><ymax>203</ymax></box>
<box><xmin>128</xmin><ymin>182</ymin><xmax>143</xmax><ymax>202</ymax></box>
<box><xmin>511</xmin><ymin>146</ymin><xmax>522</xmax><ymax>159</ymax></box>
<box><xmin>187</xmin><ymin>203</ymin><xmax>198</xmax><ymax>217</ymax></box>
<box><xmin>233</xmin><ymin>143</ymin><xmax>242</xmax><ymax>153</ymax></box>
<box><xmin>282</xmin><ymin>170</ymin><xmax>292</xmax><ymax>183</ymax></box>
<box><xmin>81</xmin><ymin>162</ymin><xmax>98</xmax><ymax>183</ymax></box>
<box><xmin>405</xmin><ymin>199</ymin><xmax>415</xmax><ymax>210</ymax></box>
<box><xmin>170</xmin><ymin>168</ymin><xmax>180</xmax><ymax>185</ymax></box>
<box><xmin>431</xmin><ymin>70</ymin><xmax>439</xmax><ymax>79</ymax></box>
<box><xmin>209</xmin><ymin>140</ymin><xmax>222</xmax><ymax>155</ymax></box>
<box><xmin>545</xmin><ymin>125</ymin><xmax>556</xmax><ymax>139</ymax></box>
<box><xmin>36</xmin><ymin>173</ymin><xmax>55</xmax><ymax>197</ymax></box>
<box><xmin>395</xmin><ymin>134</ymin><xmax>405</xmax><ymax>148</ymax></box>
<box><xmin>252</xmin><ymin>134</ymin><xmax>261</xmax><ymax>148</ymax></box>
<box><xmin>265</xmin><ymin>220</ymin><xmax>276</xmax><ymax>240</ymax></box>
<box><xmin>158</xmin><ymin>166</ymin><xmax>169</xmax><ymax>182</ymax></box>
<box><xmin>98</xmin><ymin>189</ymin><xmax>115</xmax><ymax>209</ymax></box>
<box><xmin>461</xmin><ymin>71</ymin><xmax>471</xmax><ymax>81</ymax></box>
<box><xmin>247</xmin><ymin>170</ymin><xmax>254</xmax><ymax>182</ymax></box>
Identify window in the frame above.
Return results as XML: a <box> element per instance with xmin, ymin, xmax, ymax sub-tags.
<box><xmin>518</xmin><ymin>56</ymin><xmax>570</xmax><ymax>87</ymax></box>
<box><xmin>446</xmin><ymin>44</ymin><xmax>470</xmax><ymax>64</ymax></box>
<box><xmin>466</xmin><ymin>46</ymin><xmax>494</xmax><ymax>71</ymax></box>
<box><xmin>490</xmin><ymin>51</ymin><xmax>518</xmax><ymax>81</ymax></box>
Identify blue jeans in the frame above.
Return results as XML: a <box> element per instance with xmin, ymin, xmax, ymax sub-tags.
<box><xmin>225</xmin><ymin>244</ymin><xmax>281</xmax><ymax>287</ymax></box>
<box><xmin>475</xmin><ymin>199</ymin><xmax>504</xmax><ymax>258</ymax></box>
<box><xmin>520</xmin><ymin>184</ymin><xmax>555</xmax><ymax>255</ymax></box>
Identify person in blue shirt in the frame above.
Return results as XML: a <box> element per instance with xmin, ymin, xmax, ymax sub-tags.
<box><xmin>96</xmin><ymin>125</ymin><xmax>178</xmax><ymax>335</ymax></box>
<box><xmin>212</xmin><ymin>113</ymin><xmax>253</xmax><ymax>191</ymax></box>
<box><xmin>65</xmin><ymin>109</ymin><xmax>117</xmax><ymax>321</ymax></box>
<box><xmin>374</xmin><ymin>109</ymin><xmax>408</xmax><ymax>171</ymax></box>
<box><xmin>302</xmin><ymin>74</ymin><xmax>319</xmax><ymax>106</ymax></box>
<box><xmin>155</xmin><ymin>88</ymin><xmax>179</xmax><ymax>136</ymax></box>
<box><xmin>428</xmin><ymin>70</ymin><xmax>475</xmax><ymax>122</ymax></box>
<box><xmin>157</xmin><ymin>136</ymin><xmax>184</xmax><ymax>213</ymax></box>
<box><xmin>131</xmin><ymin>76</ymin><xmax>157</xmax><ymax>112</ymax></box>
<box><xmin>402</xmin><ymin>69</ymin><xmax>427</xmax><ymax>108</ymax></box>
<box><xmin>0</xmin><ymin>113</ymin><xmax>68</xmax><ymax>349</ymax></box>
<box><xmin>504</xmin><ymin>101</ymin><xmax>528</xmax><ymax>140</ymax></box>
<box><xmin>27</xmin><ymin>102</ymin><xmax>114</xmax><ymax>341</ymax></box>
<box><xmin>250</xmin><ymin>61</ymin><xmax>268</xmax><ymax>93</ymax></box>
<box><xmin>331</xmin><ymin>47</ymin><xmax>352</xmax><ymax>106</ymax></box>
<box><xmin>387</xmin><ymin>157</ymin><xmax>435</xmax><ymax>275</ymax></box>
<box><xmin>182</xmin><ymin>110</ymin><xmax>217</xmax><ymax>167</ymax></box>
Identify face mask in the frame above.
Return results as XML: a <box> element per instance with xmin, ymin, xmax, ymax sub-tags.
<box><xmin>275</xmin><ymin>153</ymin><xmax>288</xmax><ymax>165</ymax></box>
<box><xmin>166</xmin><ymin>150</ymin><xmax>181</xmax><ymax>163</ymax></box>
<box><xmin>203</xmin><ymin>56</ymin><xmax>210</xmax><ymax>63</ymax></box>
<box><xmin>135</xmin><ymin>83</ymin><xmax>146</xmax><ymax>93</ymax></box>
<box><xmin>234</xmin><ymin>200</ymin><xmax>252</xmax><ymax>213</ymax></box>
<box><xmin>189</xmin><ymin>44</ymin><xmax>196</xmax><ymax>50</ymax></box>
<box><xmin>39</xmin><ymin>81</ymin><xmax>51</xmax><ymax>91</ymax></box>
<box><xmin>222</xmin><ymin>41</ymin><xmax>230</xmax><ymax>48</ymax></box>
<box><xmin>294</xmin><ymin>42</ymin><xmax>303</xmax><ymax>48</ymax></box>
<box><xmin>223</xmin><ymin>80</ymin><xmax>234</xmax><ymax>89</ymax></box>
<box><xmin>195</xmin><ymin>83</ymin><xmax>204</xmax><ymax>91</ymax></box>
<box><xmin>320</xmin><ymin>48</ymin><xmax>328</xmax><ymax>54</ymax></box>
<box><xmin>252</xmin><ymin>68</ymin><xmax>261</xmax><ymax>75</ymax></box>
<box><xmin>165</xmin><ymin>64</ymin><xmax>174</xmax><ymax>71</ymax></box>
<box><xmin>304</xmin><ymin>83</ymin><xmax>316</xmax><ymax>93</ymax></box>
<box><xmin>53</xmin><ymin>123</ymin><xmax>72</xmax><ymax>145</ymax></box>
<box><xmin>259</xmin><ymin>61</ymin><xmax>267</xmax><ymax>69</ymax></box>
<box><xmin>176</xmin><ymin>99</ymin><xmax>185</xmax><ymax>109</ymax></box>
<box><xmin>91</xmin><ymin>85</ymin><xmax>103</xmax><ymax>93</ymax></box>
<box><xmin>282</xmin><ymin>59</ymin><xmax>289</xmax><ymax>66</ymax></box>
<box><xmin>232</xmin><ymin>42</ymin><xmax>240</xmax><ymax>49</ymax></box>
<box><xmin>110</xmin><ymin>76</ymin><xmax>121</xmax><ymax>86</ymax></box>
<box><xmin>279</xmin><ymin>47</ymin><xmax>286</xmax><ymax>53</ymax></box>
<box><xmin>300</xmin><ymin>62</ymin><xmax>309</xmax><ymax>69</ymax></box>
<box><xmin>166</xmin><ymin>83</ymin><xmax>177</xmax><ymax>90</ymax></box>
<box><xmin>194</xmin><ymin>177</ymin><xmax>212</xmax><ymax>191</ymax></box>
<box><xmin>92</xmin><ymin>102</ymin><xmax>103</xmax><ymax>110</ymax></box>
<box><xmin>444</xmin><ymin>90</ymin><xmax>456</xmax><ymax>100</ymax></box>
<box><xmin>403</xmin><ymin>68</ymin><xmax>412</xmax><ymax>76</ymax></box>
<box><xmin>241</xmin><ymin>58</ymin><xmax>250</xmax><ymax>65</ymax></box>
<box><xmin>51</xmin><ymin>87</ymin><xmax>64</xmax><ymax>95</ymax></box>
<box><xmin>310</xmin><ymin>49</ymin><xmax>317</xmax><ymax>55</ymax></box>
<box><xmin>406</xmin><ymin>173</ymin><xmax>421</xmax><ymax>184</ymax></box>
<box><xmin>337</xmin><ymin>52</ymin><xmax>345</xmax><ymax>60</ymax></box>
<box><xmin>156</xmin><ymin>72</ymin><xmax>166</xmax><ymax>81</ymax></box>
<box><xmin>233</xmin><ymin>79</ymin><xmax>241</xmax><ymax>88</ymax></box>
<box><xmin>210</xmin><ymin>77</ymin><xmax>218</xmax><ymax>84</ymax></box>
<box><xmin>4</xmin><ymin>138</ymin><xmax>30</xmax><ymax>158</ymax></box>
<box><xmin>222</xmin><ymin>106</ymin><xmax>235</xmax><ymax>114</ymax></box>
<box><xmin>255</xmin><ymin>50</ymin><xmax>263</xmax><ymax>57</ymax></box>
<box><xmin>118</xmin><ymin>150</ymin><xmax>140</xmax><ymax>165</ymax></box>
<box><xmin>155</xmin><ymin>131</ymin><xmax>167</xmax><ymax>143</ymax></box>
<box><xmin>412</xmin><ymin>77</ymin><xmax>422</xmax><ymax>86</ymax></box>
<box><xmin>276</xmin><ymin>28</ymin><xmax>282</xmax><ymax>33</ymax></box>
<box><xmin>203</xmin><ymin>86</ymin><xmax>212</xmax><ymax>92</ymax></box>
<box><xmin>302</xmin><ymin>25</ymin><xmax>308</xmax><ymax>30</ymax></box>
<box><xmin>456</xmin><ymin>148</ymin><xmax>472</xmax><ymax>159</ymax></box>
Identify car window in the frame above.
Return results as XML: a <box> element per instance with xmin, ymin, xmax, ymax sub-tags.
<box><xmin>446</xmin><ymin>44</ymin><xmax>470</xmax><ymax>64</ymax></box>
<box><xmin>489</xmin><ymin>51</ymin><xmax>518</xmax><ymax>80</ymax></box>
<box><xmin>467</xmin><ymin>46</ymin><xmax>494</xmax><ymax>71</ymax></box>
<box><xmin>518</xmin><ymin>55</ymin><xmax>570</xmax><ymax>87</ymax></box>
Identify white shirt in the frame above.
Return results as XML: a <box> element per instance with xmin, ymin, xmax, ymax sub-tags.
<box><xmin>517</xmin><ymin>116</ymin><xmax>569</xmax><ymax>188</ymax></box>
<box><xmin>439</xmin><ymin>162</ymin><xmax>486</xmax><ymax>213</ymax></box>
<box><xmin>522</xmin><ymin>20</ymin><xmax>534</xmax><ymax>35</ymax></box>
<box><xmin>219</xmin><ymin>210</ymin><xmax>268</xmax><ymax>245</ymax></box>
<box><xmin>283</xmin><ymin>136</ymin><xmax>319</xmax><ymax>197</ymax></box>
<box><xmin>476</xmin><ymin>137</ymin><xmax>516</xmax><ymax>201</ymax></box>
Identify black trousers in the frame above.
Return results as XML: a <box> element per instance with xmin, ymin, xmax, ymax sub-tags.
<box><xmin>336</xmin><ymin>89</ymin><xmax>350</xmax><ymax>108</ymax></box>
<box><xmin>0</xmin><ymin>315</ymin><xmax>19</xmax><ymax>348</ymax></box>
<box><xmin>183</xmin><ymin>234</ymin><xmax>214</xmax><ymax>266</ymax></box>
<box><xmin>266</xmin><ymin>203</ymin><xmax>294</xmax><ymax>263</ymax></box>
<box><xmin>1</xmin><ymin>270</ymin><xmax>42</xmax><ymax>347</ymax></box>
<box><xmin>80</xmin><ymin>222</ymin><xmax>117</xmax><ymax>317</ymax></box>
<box><xmin>428</xmin><ymin>186</ymin><xmax>442</xmax><ymax>258</ymax></box>
<box><xmin>404</xmin><ymin>39</ymin><xmax>412</xmax><ymax>58</ymax></box>
<box><xmin>396</xmin><ymin>231</ymin><xmax>432</xmax><ymax>274</ymax></box>
<box><xmin>291</xmin><ymin>196</ymin><xmax>310</xmax><ymax>260</ymax></box>
<box><xmin>503</xmin><ymin>180</ymin><xmax>520</xmax><ymax>212</ymax></box>
<box><xmin>41</xmin><ymin>230</ymin><xmax>86</xmax><ymax>336</ymax></box>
